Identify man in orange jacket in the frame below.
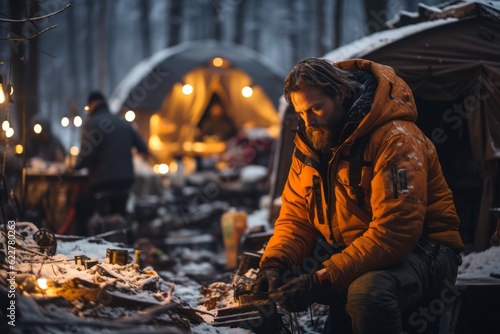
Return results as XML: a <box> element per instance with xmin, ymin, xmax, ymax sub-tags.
<box><xmin>253</xmin><ymin>58</ymin><xmax>464</xmax><ymax>333</ymax></box>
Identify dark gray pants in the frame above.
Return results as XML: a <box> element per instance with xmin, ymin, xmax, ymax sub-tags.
<box><xmin>323</xmin><ymin>240</ymin><xmax>462</xmax><ymax>334</ymax></box>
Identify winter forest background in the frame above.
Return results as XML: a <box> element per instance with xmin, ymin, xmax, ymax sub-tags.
<box><xmin>0</xmin><ymin>0</ymin><xmax>450</xmax><ymax>149</ymax></box>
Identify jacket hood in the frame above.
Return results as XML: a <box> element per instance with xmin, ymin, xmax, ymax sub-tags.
<box><xmin>335</xmin><ymin>59</ymin><xmax>418</xmax><ymax>141</ymax></box>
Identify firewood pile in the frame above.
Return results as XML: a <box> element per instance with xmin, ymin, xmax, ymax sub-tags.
<box><xmin>0</xmin><ymin>222</ymin><xmax>211</xmax><ymax>333</ymax></box>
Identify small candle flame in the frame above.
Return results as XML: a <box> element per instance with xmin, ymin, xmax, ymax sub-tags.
<box><xmin>37</xmin><ymin>278</ymin><xmax>48</xmax><ymax>290</ymax></box>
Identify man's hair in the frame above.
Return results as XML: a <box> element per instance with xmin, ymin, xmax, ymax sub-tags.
<box><xmin>283</xmin><ymin>58</ymin><xmax>362</xmax><ymax>106</ymax></box>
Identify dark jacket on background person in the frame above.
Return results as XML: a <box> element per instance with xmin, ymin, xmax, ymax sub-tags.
<box><xmin>75</xmin><ymin>103</ymin><xmax>148</xmax><ymax>190</ymax></box>
<box><xmin>261</xmin><ymin>59</ymin><xmax>464</xmax><ymax>293</ymax></box>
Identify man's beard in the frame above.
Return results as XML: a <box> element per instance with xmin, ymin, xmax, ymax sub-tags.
<box><xmin>306</xmin><ymin>125</ymin><xmax>333</xmax><ymax>152</ymax></box>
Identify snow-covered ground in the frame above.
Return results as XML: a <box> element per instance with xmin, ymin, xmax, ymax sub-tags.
<box><xmin>457</xmin><ymin>245</ymin><xmax>500</xmax><ymax>280</ymax></box>
<box><xmin>2</xmin><ymin>209</ymin><xmax>499</xmax><ymax>333</ymax></box>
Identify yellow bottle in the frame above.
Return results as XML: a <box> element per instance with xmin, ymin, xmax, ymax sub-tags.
<box><xmin>221</xmin><ymin>209</ymin><xmax>248</xmax><ymax>270</ymax></box>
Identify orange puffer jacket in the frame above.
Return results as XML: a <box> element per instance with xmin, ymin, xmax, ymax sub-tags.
<box><xmin>262</xmin><ymin>59</ymin><xmax>464</xmax><ymax>292</ymax></box>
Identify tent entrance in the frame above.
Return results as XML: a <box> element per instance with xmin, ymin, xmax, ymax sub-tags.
<box><xmin>148</xmin><ymin>66</ymin><xmax>280</xmax><ymax>163</ymax></box>
<box><xmin>195</xmin><ymin>93</ymin><xmax>238</xmax><ymax>142</ymax></box>
<box><xmin>414</xmin><ymin>97</ymin><xmax>488</xmax><ymax>249</ymax></box>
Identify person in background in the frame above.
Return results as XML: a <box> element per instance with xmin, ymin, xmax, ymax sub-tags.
<box><xmin>72</xmin><ymin>91</ymin><xmax>149</xmax><ymax>236</ymax></box>
<box><xmin>252</xmin><ymin>58</ymin><xmax>463</xmax><ymax>333</ymax></box>
<box><xmin>25</xmin><ymin>116</ymin><xmax>66</xmax><ymax>163</ymax></box>
<box><xmin>196</xmin><ymin>101</ymin><xmax>237</xmax><ymax>142</ymax></box>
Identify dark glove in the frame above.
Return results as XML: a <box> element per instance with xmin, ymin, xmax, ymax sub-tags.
<box><xmin>269</xmin><ymin>270</ymin><xmax>335</xmax><ymax>312</ymax></box>
<box><xmin>252</xmin><ymin>258</ymin><xmax>288</xmax><ymax>297</ymax></box>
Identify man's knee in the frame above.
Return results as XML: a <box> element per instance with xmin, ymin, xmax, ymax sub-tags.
<box><xmin>346</xmin><ymin>271</ymin><xmax>400</xmax><ymax>313</ymax></box>
<box><xmin>348</xmin><ymin>270</ymin><xmax>398</xmax><ymax>298</ymax></box>
<box><xmin>345</xmin><ymin>293</ymin><xmax>402</xmax><ymax>334</ymax></box>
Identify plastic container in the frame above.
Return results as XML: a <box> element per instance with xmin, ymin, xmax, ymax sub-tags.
<box><xmin>221</xmin><ymin>209</ymin><xmax>248</xmax><ymax>269</ymax></box>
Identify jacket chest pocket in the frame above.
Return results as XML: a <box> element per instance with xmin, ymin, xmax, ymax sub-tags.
<box><xmin>337</xmin><ymin>160</ymin><xmax>374</xmax><ymax>208</ymax></box>
<box><xmin>304</xmin><ymin>175</ymin><xmax>326</xmax><ymax>226</ymax></box>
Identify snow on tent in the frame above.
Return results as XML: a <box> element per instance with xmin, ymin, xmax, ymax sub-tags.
<box><xmin>108</xmin><ymin>40</ymin><xmax>284</xmax><ymax>163</ymax></box>
<box><xmin>321</xmin><ymin>0</ymin><xmax>500</xmax><ymax>252</ymax></box>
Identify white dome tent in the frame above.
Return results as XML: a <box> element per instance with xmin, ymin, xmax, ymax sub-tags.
<box><xmin>109</xmin><ymin>40</ymin><xmax>285</xmax><ymax>162</ymax></box>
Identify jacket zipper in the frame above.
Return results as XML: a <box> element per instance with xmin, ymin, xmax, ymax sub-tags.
<box><xmin>326</xmin><ymin>141</ymin><xmax>350</xmax><ymax>243</ymax></box>
<box><xmin>296</xmin><ymin>131</ymin><xmax>350</xmax><ymax>244</ymax></box>
<box><xmin>312</xmin><ymin>176</ymin><xmax>325</xmax><ymax>224</ymax></box>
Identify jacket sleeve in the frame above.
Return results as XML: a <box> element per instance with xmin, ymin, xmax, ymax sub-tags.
<box><xmin>130</xmin><ymin>126</ymin><xmax>149</xmax><ymax>156</ymax></box>
<box><xmin>324</xmin><ymin>124</ymin><xmax>428</xmax><ymax>291</ymax></box>
<box><xmin>261</xmin><ymin>152</ymin><xmax>319</xmax><ymax>266</ymax></box>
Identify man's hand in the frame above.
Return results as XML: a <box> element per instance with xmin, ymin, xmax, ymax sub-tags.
<box><xmin>252</xmin><ymin>258</ymin><xmax>288</xmax><ymax>297</ymax></box>
<box><xmin>269</xmin><ymin>269</ymin><xmax>335</xmax><ymax>312</ymax></box>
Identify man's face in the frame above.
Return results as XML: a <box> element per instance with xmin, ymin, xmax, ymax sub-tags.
<box><xmin>290</xmin><ymin>86</ymin><xmax>345</xmax><ymax>151</ymax></box>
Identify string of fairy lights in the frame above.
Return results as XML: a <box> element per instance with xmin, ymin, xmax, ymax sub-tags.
<box><xmin>0</xmin><ymin>56</ymin><xmax>254</xmax><ymax>176</ymax></box>
<box><xmin>179</xmin><ymin>57</ymin><xmax>254</xmax><ymax>98</ymax></box>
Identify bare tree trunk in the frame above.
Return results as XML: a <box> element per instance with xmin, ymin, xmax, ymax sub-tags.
<box><xmin>140</xmin><ymin>0</ymin><xmax>152</xmax><ymax>56</ymax></box>
<box><xmin>169</xmin><ymin>0</ymin><xmax>182</xmax><ymax>46</ymax></box>
<box><xmin>363</xmin><ymin>0</ymin><xmax>388</xmax><ymax>35</ymax></box>
<box><xmin>234</xmin><ymin>0</ymin><xmax>245</xmax><ymax>44</ymax></box>
<box><xmin>67</xmin><ymin>5</ymin><xmax>79</xmax><ymax>98</ymax></box>
<box><xmin>289</xmin><ymin>0</ymin><xmax>299</xmax><ymax>63</ymax></box>
<box><xmin>334</xmin><ymin>0</ymin><xmax>343</xmax><ymax>48</ymax></box>
<box><xmin>98</xmin><ymin>1</ymin><xmax>107</xmax><ymax>91</ymax></box>
<box><xmin>25</xmin><ymin>40</ymin><xmax>38</xmax><ymax>122</ymax></box>
<box><xmin>9</xmin><ymin>0</ymin><xmax>26</xmax><ymax>121</ymax></box>
<box><xmin>105</xmin><ymin>1</ymin><xmax>115</xmax><ymax>94</ymax></box>
<box><xmin>198</xmin><ymin>0</ymin><xmax>209</xmax><ymax>40</ymax></box>
<box><xmin>212</xmin><ymin>1</ymin><xmax>221</xmax><ymax>41</ymax></box>
<box><xmin>8</xmin><ymin>0</ymin><xmax>37</xmax><ymax>215</ymax></box>
<box><xmin>8</xmin><ymin>0</ymin><xmax>39</xmax><ymax>121</ymax></box>
<box><xmin>293</xmin><ymin>0</ymin><xmax>312</xmax><ymax>60</ymax></box>
<box><xmin>86</xmin><ymin>0</ymin><xmax>94</xmax><ymax>91</ymax></box>
<box><xmin>246</xmin><ymin>0</ymin><xmax>260</xmax><ymax>51</ymax></box>
<box><xmin>316</xmin><ymin>0</ymin><xmax>325</xmax><ymax>56</ymax></box>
